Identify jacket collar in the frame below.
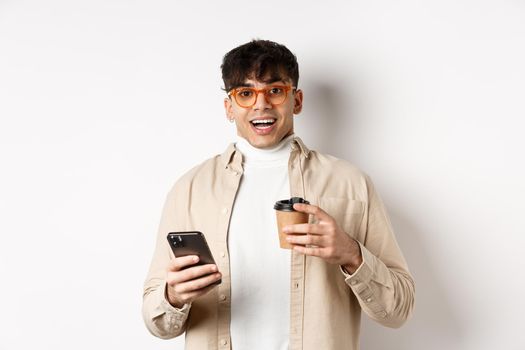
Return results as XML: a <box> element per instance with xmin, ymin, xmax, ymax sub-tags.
<box><xmin>220</xmin><ymin>136</ymin><xmax>310</xmax><ymax>170</ymax></box>
<box><xmin>290</xmin><ymin>136</ymin><xmax>311</xmax><ymax>159</ymax></box>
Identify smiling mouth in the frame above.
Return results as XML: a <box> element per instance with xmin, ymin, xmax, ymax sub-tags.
<box><xmin>250</xmin><ymin>119</ymin><xmax>276</xmax><ymax>129</ymax></box>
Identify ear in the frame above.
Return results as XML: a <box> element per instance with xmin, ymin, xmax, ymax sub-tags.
<box><xmin>293</xmin><ymin>89</ymin><xmax>303</xmax><ymax>115</ymax></box>
<box><xmin>224</xmin><ymin>97</ymin><xmax>234</xmax><ymax>121</ymax></box>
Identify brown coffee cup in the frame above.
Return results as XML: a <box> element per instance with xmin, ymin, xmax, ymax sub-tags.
<box><xmin>274</xmin><ymin>197</ymin><xmax>310</xmax><ymax>249</ymax></box>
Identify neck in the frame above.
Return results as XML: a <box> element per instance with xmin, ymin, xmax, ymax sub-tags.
<box><xmin>235</xmin><ymin>134</ymin><xmax>294</xmax><ymax>164</ymax></box>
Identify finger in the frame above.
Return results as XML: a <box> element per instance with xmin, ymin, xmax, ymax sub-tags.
<box><xmin>178</xmin><ymin>283</ymin><xmax>218</xmax><ymax>303</ymax></box>
<box><xmin>168</xmin><ymin>264</ymin><xmax>218</xmax><ymax>285</ymax></box>
<box><xmin>283</xmin><ymin>223</ymin><xmax>323</xmax><ymax>235</ymax></box>
<box><xmin>174</xmin><ymin>272</ymin><xmax>222</xmax><ymax>294</ymax></box>
<box><xmin>292</xmin><ymin>244</ymin><xmax>324</xmax><ymax>257</ymax></box>
<box><xmin>286</xmin><ymin>233</ymin><xmax>324</xmax><ymax>246</ymax></box>
<box><xmin>168</xmin><ymin>255</ymin><xmax>199</xmax><ymax>271</ymax></box>
<box><xmin>292</xmin><ymin>203</ymin><xmax>332</xmax><ymax>222</ymax></box>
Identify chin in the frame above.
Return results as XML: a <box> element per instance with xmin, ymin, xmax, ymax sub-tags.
<box><xmin>248</xmin><ymin>136</ymin><xmax>280</xmax><ymax>149</ymax></box>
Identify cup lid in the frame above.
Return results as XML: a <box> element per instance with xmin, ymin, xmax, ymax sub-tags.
<box><xmin>274</xmin><ymin>197</ymin><xmax>310</xmax><ymax>211</ymax></box>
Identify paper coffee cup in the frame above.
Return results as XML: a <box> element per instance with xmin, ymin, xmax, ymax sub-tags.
<box><xmin>274</xmin><ymin>197</ymin><xmax>310</xmax><ymax>249</ymax></box>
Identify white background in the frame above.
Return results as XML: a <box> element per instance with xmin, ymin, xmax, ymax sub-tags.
<box><xmin>1</xmin><ymin>0</ymin><xmax>524</xmax><ymax>349</ymax></box>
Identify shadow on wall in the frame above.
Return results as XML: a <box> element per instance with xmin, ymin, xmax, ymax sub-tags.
<box><xmin>297</xmin><ymin>79</ymin><xmax>361</xmax><ymax>161</ymax></box>
<box><xmin>360</xmin><ymin>208</ymin><xmax>464</xmax><ymax>349</ymax></box>
<box><xmin>307</xmin><ymin>80</ymin><xmax>465</xmax><ymax>349</ymax></box>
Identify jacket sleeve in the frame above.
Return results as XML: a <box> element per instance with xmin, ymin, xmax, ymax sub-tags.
<box><xmin>342</xmin><ymin>176</ymin><xmax>415</xmax><ymax>328</ymax></box>
<box><xmin>142</xmin><ymin>188</ymin><xmax>191</xmax><ymax>339</ymax></box>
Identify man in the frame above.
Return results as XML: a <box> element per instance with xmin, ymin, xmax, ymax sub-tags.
<box><xmin>143</xmin><ymin>39</ymin><xmax>415</xmax><ymax>350</ymax></box>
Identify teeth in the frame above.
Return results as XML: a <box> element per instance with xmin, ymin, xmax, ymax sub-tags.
<box><xmin>251</xmin><ymin>119</ymin><xmax>275</xmax><ymax>124</ymax></box>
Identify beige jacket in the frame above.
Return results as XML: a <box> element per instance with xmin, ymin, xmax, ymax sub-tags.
<box><xmin>143</xmin><ymin>137</ymin><xmax>415</xmax><ymax>350</ymax></box>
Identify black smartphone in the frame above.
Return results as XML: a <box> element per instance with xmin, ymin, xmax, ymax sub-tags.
<box><xmin>166</xmin><ymin>231</ymin><xmax>221</xmax><ymax>284</ymax></box>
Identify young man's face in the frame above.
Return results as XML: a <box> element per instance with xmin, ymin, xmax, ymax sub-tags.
<box><xmin>224</xmin><ymin>76</ymin><xmax>303</xmax><ymax>149</ymax></box>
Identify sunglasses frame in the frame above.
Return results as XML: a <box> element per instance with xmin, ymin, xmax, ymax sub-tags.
<box><xmin>227</xmin><ymin>85</ymin><xmax>296</xmax><ymax>108</ymax></box>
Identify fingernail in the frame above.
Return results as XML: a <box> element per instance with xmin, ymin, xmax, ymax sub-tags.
<box><xmin>283</xmin><ymin>226</ymin><xmax>290</xmax><ymax>233</ymax></box>
<box><xmin>193</xmin><ymin>256</ymin><xmax>199</xmax><ymax>262</ymax></box>
<box><xmin>211</xmin><ymin>265</ymin><xmax>217</xmax><ymax>272</ymax></box>
<box><xmin>286</xmin><ymin>237</ymin><xmax>292</xmax><ymax>242</ymax></box>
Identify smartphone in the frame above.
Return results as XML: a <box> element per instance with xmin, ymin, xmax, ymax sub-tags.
<box><xmin>167</xmin><ymin>231</ymin><xmax>221</xmax><ymax>284</ymax></box>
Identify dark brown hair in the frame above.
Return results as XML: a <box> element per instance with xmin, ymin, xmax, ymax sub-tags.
<box><xmin>221</xmin><ymin>39</ymin><xmax>299</xmax><ymax>92</ymax></box>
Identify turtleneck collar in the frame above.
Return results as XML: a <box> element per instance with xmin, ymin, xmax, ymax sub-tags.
<box><xmin>235</xmin><ymin>134</ymin><xmax>294</xmax><ymax>166</ymax></box>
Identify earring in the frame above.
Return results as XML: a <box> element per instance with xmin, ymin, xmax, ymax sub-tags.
<box><xmin>229</xmin><ymin>118</ymin><xmax>235</xmax><ymax>123</ymax></box>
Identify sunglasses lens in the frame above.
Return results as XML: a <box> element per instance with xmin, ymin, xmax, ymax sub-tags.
<box><xmin>235</xmin><ymin>88</ymin><xmax>256</xmax><ymax>108</ymax></box>
<box><xmin>266</xmin><ymin>86</ymin><xmax>287</xmax><ymax>105</ymax></box>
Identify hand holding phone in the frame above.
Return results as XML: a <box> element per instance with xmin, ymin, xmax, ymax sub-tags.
<box><xmin>165</xmin><ymin>232</ymin><xmax>222</xmax><ymax>308</ymax></box>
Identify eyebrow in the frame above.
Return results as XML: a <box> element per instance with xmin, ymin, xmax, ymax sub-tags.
<box><xmin>238</xmin><ymin>78</ymin><xmax>288</xmax><ymax>88</ymax></box>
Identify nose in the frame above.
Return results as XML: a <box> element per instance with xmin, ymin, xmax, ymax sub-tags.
<box><xmin>253</xmin><ymin>90</ymin><xmax>272</xmax><ymax>110</ymax></box>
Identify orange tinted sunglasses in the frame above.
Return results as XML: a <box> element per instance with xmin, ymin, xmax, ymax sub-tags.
<box><xmin>227</xmin><ymin>85</ymin><xmax>296</xmax><ymax>108</ymax></box>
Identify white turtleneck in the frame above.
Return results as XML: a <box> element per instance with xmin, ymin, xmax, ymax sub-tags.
<box><xmin>228</xmin><ymin>134</ymin><xmax>293</xmax><ymax>350</ymax></box>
